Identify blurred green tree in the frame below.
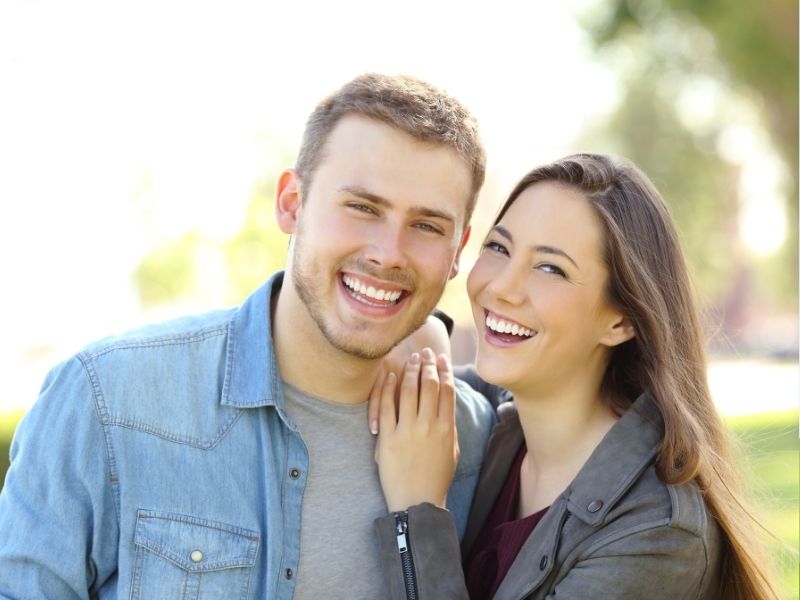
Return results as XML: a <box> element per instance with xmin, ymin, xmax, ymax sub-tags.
<box><xmin>576</xmin><ymin>0</ymin><xmax>798</xmax><ymax>352</ymax></box>
<box><xmin>132</xmin><ymin>147</ymin><xmax>292</xmax><ymax>309</ymax></box>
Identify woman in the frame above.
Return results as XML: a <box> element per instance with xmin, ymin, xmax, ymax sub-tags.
<box><xmin>371</xmin><ymin>154</ymin><xmax>776</xmax><ymax>599</ymax></box>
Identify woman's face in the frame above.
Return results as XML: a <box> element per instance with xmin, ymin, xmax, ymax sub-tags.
<box><xmin>467</xmin><ymin>181</ymin><xmax>628</xmax><ymax>395</ymax></box>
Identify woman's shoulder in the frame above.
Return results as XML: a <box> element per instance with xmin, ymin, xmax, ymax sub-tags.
<box><xmin>565</xmin><ymin>394</ymin><xmax>719</xmax><ymax>545</ymax></box>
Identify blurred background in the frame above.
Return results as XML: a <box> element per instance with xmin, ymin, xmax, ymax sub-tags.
<box><xmin>1</xmin><ymin>0</ymin><xmax>797</xmax><ymax>595</ymax></box>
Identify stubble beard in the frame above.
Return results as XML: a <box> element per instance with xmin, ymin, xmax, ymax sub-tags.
<box><xmin>289</xmin><ymin>227</ymin><xmax>440</xmax><ymax>360</ymax></box>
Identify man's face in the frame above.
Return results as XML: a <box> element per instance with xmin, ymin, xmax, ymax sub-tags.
<box><xmin>280</xmin><ymin>114</ymin><xmax>473</xmax><ymax>359</ymax></box>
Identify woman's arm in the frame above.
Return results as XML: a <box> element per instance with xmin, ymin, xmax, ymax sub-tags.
<box><xmin>372</xmin><ymin>349</ymin><xmax>471</xmax><ymax>599</ymax></box>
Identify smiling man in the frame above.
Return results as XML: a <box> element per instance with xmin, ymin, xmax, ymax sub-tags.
<box><xmin>0</xmin><ymin>74</ymin><xmax>495</xmax><ymax>599</ymax></box>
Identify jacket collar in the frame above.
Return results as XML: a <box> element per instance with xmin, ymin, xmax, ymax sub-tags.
<box><xmin>221</xmin><ymin>271</ymin><xmax>285</xmax><ymax>409</ymax></box>
<box><xmin>461</xmin><ymin>401</ymin><xmax>525</xmax><ymax>555</ymax></box>
<box><xmin>464</xmin><ymin>393</ymin><xmax>663</xmax><ymax>553</ymax></box>
<box><xmin>487</xmin><ymin>394</ymin><xmax>664</xmax><ymax>600</ymax></box>
<box><xmin>565</xmin><ymin>393</ymin><xmax>663</xmax><ymax>526</ymax></box>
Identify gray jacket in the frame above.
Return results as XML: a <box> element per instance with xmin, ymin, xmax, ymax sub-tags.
<box><xmin>375</xmin><ymin>392</ymin><xmax>723</xmax><ymax>599</ymax></box>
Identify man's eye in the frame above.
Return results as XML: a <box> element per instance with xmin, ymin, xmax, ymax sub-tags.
<box><xmin>414</xmin><ymin>222</ymin><xmax>444</xmax><ymax>235</ymax></box>
<box><xmin>348</xmin><ymin>203</ymin><xmax>376</xmax><ymax>214</ymax></box>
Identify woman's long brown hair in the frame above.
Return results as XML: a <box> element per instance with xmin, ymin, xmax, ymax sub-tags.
<box><xmin>496</xmin><ymin>154</ymin><xmax>777</xmax><ymax>600</ymax></box>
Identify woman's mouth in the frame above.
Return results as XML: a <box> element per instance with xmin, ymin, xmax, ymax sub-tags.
<box><xmin>484</xmin><ymin>311</ymin><xmax>536</xmax><ymax>343</ymax></box>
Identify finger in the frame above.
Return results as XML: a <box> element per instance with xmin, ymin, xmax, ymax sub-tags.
<box><xmin>418</xmin><ymin>347</ymin><xmax>440</xmax><ymax>422</ymax></box>
<box><xmin>398</xmin><ymin>352</ymin><xmax>421</xmax><ymax>426</ymax></box>
<box><xmin>436</xmin><ymin>353</ymin><xmax>456</xmax><ymax>427</ymax></box>
<box><xmin>379</xmin><ymin>372</ymin><xmax>398</xmax><ymax>436</ymax></box>
<box><xmin>368</xmin><ymin>368</ymin><xmax>386</xmax><ymax>435</ymax></box>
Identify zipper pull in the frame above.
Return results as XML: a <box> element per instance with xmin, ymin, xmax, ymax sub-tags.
<box><xmin>395</xmin><ymin>512</ymin><xmax>409</xmax><ymax>553</ymax></box>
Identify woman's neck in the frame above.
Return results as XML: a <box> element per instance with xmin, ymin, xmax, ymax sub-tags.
<box><xmin>511</xmin><ymin>377</ymin><xmax>619</xmax><ymax>517</ymax></box>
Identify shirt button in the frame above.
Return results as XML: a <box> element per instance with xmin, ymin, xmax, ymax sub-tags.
<box><xmin>190</xmin><ymin>550</ymin><xmax>204</xmax><ymax>563</ymax></box>
<box><xmin>539</xmin><ymin>555</ymin><xmax>548</xmax><ymax>570</ymax></box>
<box><xmin>587</xmin><ymin>499</ymin><xmax>604</xmax><ymax>513</ymax></box>
<box><xmin>285</xmin><ymin>568</ymin><xmax>293</xmax><ymax>579</ymax></box>
<box><xmin>289</xmin><ymin>468</ymin><xmax>301</xmax><ymax>479</ymax></box>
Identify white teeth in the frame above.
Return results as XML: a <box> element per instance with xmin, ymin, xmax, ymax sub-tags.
<box><xmin>342</xmin><ymin>275</ymin><xmax>402</xmax><ymax>303</ymax></box>
<box><xmin>486</xmin><ymin>315</ymin><xmax>533</xmax><ymax>338</ymax></box>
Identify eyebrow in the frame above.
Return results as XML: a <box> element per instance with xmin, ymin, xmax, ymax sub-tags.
<box><xmin>492</xmin><ymin>225</ymin><xmax>579</xmax><ymax>269</ymax></box>
<box><xmin>339</xmin><ymin>185</ymin><xmax>457</xmax><ymax>225</ymax></box>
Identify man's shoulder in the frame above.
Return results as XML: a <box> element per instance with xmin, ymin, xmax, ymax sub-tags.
<box><xmin>453</xmin><ymin>377</ymin><xmax>496</xmax><ymax>462</ymax></box>
<box><xmin>77</xmin><ymin>272</ymin><xmax>281</xmax><ymax>363</ymax></box>
<box><xmin>63</xmin><ymin>307</ymin><xmax>242</xmax><ymax>434</ymax></box>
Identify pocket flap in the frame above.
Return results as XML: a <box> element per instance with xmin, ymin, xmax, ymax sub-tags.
<box><xmin>134</xmin><ymin>509</ymin><xmax>259</xmax><ymax>572</ymax></box>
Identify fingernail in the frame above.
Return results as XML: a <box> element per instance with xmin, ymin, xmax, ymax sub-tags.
<box><xmin>437</xmin><ymin>354</ymin><xmax>451</xmax><ymax>370</ymax></box>
<box><xmin>409</xmin><ymin>353</ymin><xmax>420</xmax><ymax>365</ymax></box>
<box><xmin>370</xmin><ymin>420</ymin><xmax>379</xmax><ymax>435</ymax></box>
<box><xmin>422</xmin><ymin>347</ymin><xmax>434</xmax><ymax>361</ymax></box>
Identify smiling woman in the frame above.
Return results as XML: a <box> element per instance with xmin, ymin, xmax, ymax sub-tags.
<box><xmin>372</xmin><ymin>153</ymin><xmax>780</xmax><ymax>600</ymax></box>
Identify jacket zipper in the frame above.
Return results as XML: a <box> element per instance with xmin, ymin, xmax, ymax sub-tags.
<box><xmin>395</xmin><ymin>511</ymin><xmax>419</xmax><ymax>600</ymax></box>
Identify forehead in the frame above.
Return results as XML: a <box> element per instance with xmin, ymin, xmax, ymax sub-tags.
<box><xmin>500</xmin><ymin>181</ymin><xmax>606</xmax><ymax>259</ymax></box>
<box><xmin>310</xmin><ymin>114</ymin><xmax>473</xmax><ymax>222</ymax></box>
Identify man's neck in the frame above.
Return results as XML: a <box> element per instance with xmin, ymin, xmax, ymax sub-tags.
<box><xmin>271</xmin><ymin>285</ymin><xmax>382</xmax><ymax>405</ymax></box>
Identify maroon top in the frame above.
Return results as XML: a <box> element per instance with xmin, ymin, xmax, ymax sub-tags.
<box><xmin>464</xmin><ymin>447</ymin><xmax>549</xmax><ymax>600</ymax></box>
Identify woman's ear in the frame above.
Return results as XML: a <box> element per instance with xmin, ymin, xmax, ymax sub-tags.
<box><xmin>275</xmin><ymin>169</ymin><xmax>303</xmax><ymax>234</ymax></box>
<box><xmin>600</xmin><ymin>315</ymin><xmax>636</xmax><ymax>348</ymax></box>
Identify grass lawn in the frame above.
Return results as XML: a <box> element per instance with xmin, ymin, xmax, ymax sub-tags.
<box><xmin>0</xmin><ymin>409</ymin><xmax>797</xmax><ymax>596</ymax></box>
<box><xmin>726</xmin><ymin>410</ymin><xmax>799</xmax><ymax>599</ymax></box>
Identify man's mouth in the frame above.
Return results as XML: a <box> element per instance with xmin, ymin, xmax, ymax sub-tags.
<box><xmin>485</xmin><ymin>311</ymin><xmax>536</xmax><ymax>342</ymax></box>
<box><xmin>342</xmin><ymin>273</ymin><xmax>405</xmax><ymax>307</ymax></box>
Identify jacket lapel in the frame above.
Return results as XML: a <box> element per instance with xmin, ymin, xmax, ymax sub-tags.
<box><xmin>461</xmin><ymin>402</ymin><xmax>525</xmax><ymax>556</ymax></box>
<box><xmin>466</xmin><ymin>394</ymin><xmax>664</xmax><ymax>600</ymax></box>
<box><xmin>492</xmin><ymin>499</ymin><xmax>568</xmax><ymax>600</ymax></box>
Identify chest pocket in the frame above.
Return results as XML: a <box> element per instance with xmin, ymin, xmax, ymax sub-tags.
<box><xmin>132</xmin><ymin>510</ymin><xmax>259</xmax><ymax>600</ymax></box>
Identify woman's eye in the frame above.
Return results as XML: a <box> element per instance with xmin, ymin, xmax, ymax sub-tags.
<box><xmin>482</xmin><ymin>240</ymin><xmax>509</xmax><ymax>255</ymax></box>
<box><xmin>538</xmin><ymin>263</ymin><xmax>566</xmax><ymax>277</ymax></box>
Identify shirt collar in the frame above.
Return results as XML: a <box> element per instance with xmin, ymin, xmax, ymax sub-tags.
<box><xmin>221</xmin><ymin>271</ymin><xmax>285</xmax><ymax>409</ymax></box>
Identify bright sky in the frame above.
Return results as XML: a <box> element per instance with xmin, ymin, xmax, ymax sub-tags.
<box><xmin>0</xmin><ymin>0</ymin><xmax>793</xmax><ymax>414</ymax></box>
<box><xmin>0</xmin><ymin>1</ymin><xmax>612</xmax><ymax>355</ymax></box>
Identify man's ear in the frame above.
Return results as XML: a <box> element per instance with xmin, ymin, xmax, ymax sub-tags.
<box><xmin>275</xmin><ymin>169</ymin><xmax>303</xmax><ymax>234</ymax></box>
<box><xmin>449</xmin><ymin>225</ymin><xmax>471</xmax><ymax>279</ymax></box>
<box><xmin>599</xmin><ymin>314</ymin><xmax>636</xmax><ymax>348</ymax></box>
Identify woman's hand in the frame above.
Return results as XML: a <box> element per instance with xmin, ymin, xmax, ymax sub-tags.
<box><xmin>373</xmin><ymin>347</ymin><xmax>459</xmax><ymax>512</ymax></box>
<box><xmin>368</xmin><ymin>314</ymin><xmax>451</xmax><ymax>434</ymax></box>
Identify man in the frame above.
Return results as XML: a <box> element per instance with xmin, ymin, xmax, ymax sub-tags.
<box><xmin>0</xmin><ymin>73</ymin><xmax>495</xmax><ymax>599</ymax></box>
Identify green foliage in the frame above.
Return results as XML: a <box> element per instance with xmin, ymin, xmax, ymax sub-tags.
<box><xmin>581</xmin><ymin>75</ymin><xmax>738</xmax><ymax>302</ymax></box>
<box><xmin>222</xmin><ymin>177</ymin><xmax>289</xmax><ymax>304</ymax></box>
<box><xmin>132</xmin><ymin>231</ymin><xmax>200</xmax><ymax>307</ymax></box>
<box><xmin>132</xmin><ymin>143</ymin><xmax>294</xmax><ymax>309</ymax></box>
<box><xmin>578</xmin><ymin>0</ymin><xmax>798</xmax><ymax>312</ymax></box>
<box><xmin>0</xmin><ymin>411</ymin><xmax>21</xmax><ymax>491</ymax></box>
<box><xmin>726</xmin><ymin>411</ymin><xmax>799</xmax><ymax>599</ymax></box>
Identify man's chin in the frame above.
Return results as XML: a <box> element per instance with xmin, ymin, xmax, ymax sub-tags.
<box><xmin>332</xmin><ymin>340</ymin><xmax>394</xmax><ymax>361</ymax></box>
<box><xmin>320</xmin><ymin>328</ymin><xmax>397</xmax><ymax>360</ymax></box>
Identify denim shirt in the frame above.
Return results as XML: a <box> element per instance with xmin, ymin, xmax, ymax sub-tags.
<box><xmin>0</xmin><ymin>271</ymin><xmax>495</xmax><ymax>599</ymax></box>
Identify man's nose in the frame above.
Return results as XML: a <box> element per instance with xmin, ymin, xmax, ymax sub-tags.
<box><xmin>363</xmin><ymin>223</ymin><xmax>409</xmax><ymax>270</ymax></box>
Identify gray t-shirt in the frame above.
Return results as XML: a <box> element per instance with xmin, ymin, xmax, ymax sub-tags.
<box><xmin>283</xmin><ymin>382</ymin><xmax>388</xmax><ymax>599</ymax></box>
